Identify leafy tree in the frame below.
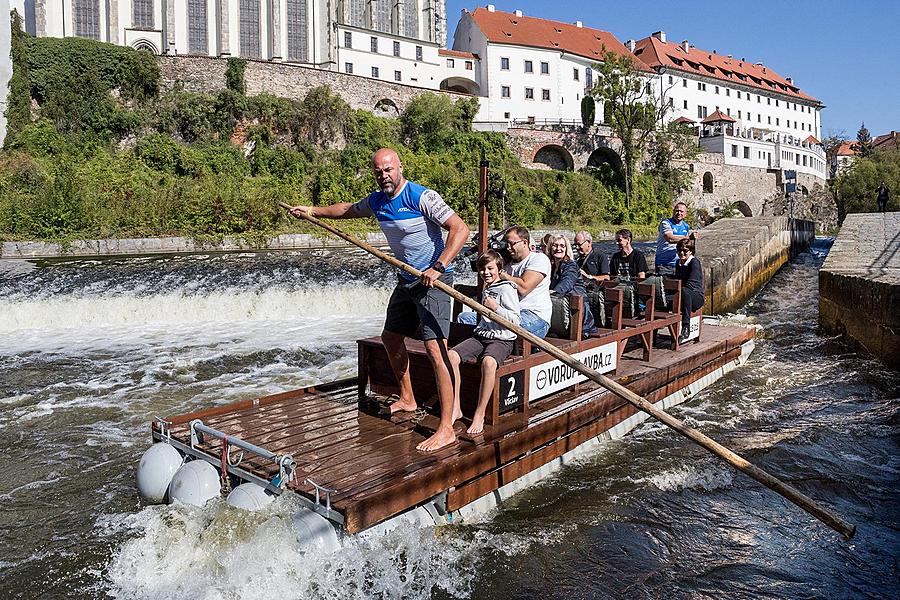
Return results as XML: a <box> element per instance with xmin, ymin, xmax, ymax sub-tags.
<box><xmin>855</xmin><ymin>122</ymin><xmax>873</xmax><ymax>158</ymax></box>
<box><xmin>648</xmin><ymin>121</ymin><xmax>700</xmax><ymax>198</ymax></box>
<box><xmin>580</xmin><ymin>96</ymin><xmax>595</xmax><ymax>128</ymax></box>
<box><xmin>833</xmin><ymin>149</ymin><xmax>899</xmax><ymax>221</ymax></box>
<box><xmin>400</xmin><ymin>93</ymin><xmax>471</xmax><ymax>152</ymax></box>
<box><xmin>820</xmin><ymin>128</ymin><xmax>847</xmax><ymax>179</ymax></box>
<box><xmin>589</xmin><ymin>50</ymin><xmax>668</xmax><ymax>207</ymax></box>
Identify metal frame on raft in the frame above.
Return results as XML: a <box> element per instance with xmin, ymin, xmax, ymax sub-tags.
<box><xmin>153</xmin><ymin>417</ymin><xmax>345</xmax><ymax>525</ymax></box>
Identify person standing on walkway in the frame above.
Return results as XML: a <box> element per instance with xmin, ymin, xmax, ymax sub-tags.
<box><xmin>655</xmin><ymin>202</ymin><xmax>697</xmax><ymax>275</ymax></box>
<box><xmin>291</xmin><ymin>148</ymin><xmax>470</xmax><ymax>452</ymax></box>
<box><xmin>876</xmin><ymin>182</ymin><xmax>889</xmax><ymax>213</ymax></box>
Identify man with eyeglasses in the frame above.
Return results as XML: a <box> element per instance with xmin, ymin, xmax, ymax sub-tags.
<box><xmin>655</xmin><ymin>202</ymin><xmax>697</xmax><ymax>275</ymax></box>
<box><xmin>574</xmin><ymin>231</ymin><xmax>610</xmax><ymax>285</ymax></box>
<box><xmin>458</xmin><ymin>226</ymin><xmax>551</xmax><ymax>338</ymax></box>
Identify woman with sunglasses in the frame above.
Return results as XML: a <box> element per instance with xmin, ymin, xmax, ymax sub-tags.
<box><xmin>672</xmin><ymin>238</ymin><xmax>704</xmax><ymax>343</ymax></box>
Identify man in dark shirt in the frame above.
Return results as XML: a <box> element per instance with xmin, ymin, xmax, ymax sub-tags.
<box><xmin>610</xmin><ymin>229</ymin><xmax>648</xmax><ymax>280</ymax></box>
<box><xmin>574</xmin><ymin>230</ymin><xmax>610</xmax><ymax>285</ymax></box>
<box><xmin>876</xmin><ymin>182</ymin><xmax>889</xmax><ymax>213</ymax></box>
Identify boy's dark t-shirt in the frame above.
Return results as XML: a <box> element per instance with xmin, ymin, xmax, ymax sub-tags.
<box><xmin>610</xmin><ymin>250</ymin><xmax>649</xmax><ymax>280</ymax></box>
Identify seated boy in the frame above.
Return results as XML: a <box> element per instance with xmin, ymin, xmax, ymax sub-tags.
<box><xmin>448</xmin><ymin>250</ymin><xmax>521</xmax><ymax>435</ymax></box>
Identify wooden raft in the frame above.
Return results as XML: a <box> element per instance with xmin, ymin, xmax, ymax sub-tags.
<box><xmin>155</xmin><ymin>324</ymin><xmax>754</xmax><ymax>534</ymax></box>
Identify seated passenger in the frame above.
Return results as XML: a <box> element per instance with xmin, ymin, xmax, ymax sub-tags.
<box><xmin>610</xmin><ymin>228</ymin><xmax>648</xmax><ymax>281</ymax></box>
<box><xmin>574</xmin><ymin>230</ymin><xmax>610</xmax><ymax>286</ymax></box>
<box><xmin>547</xmin><ymin>235</ymin><xmax>597</xmax><ymax>337</ymax></box>
<box><xmin>448</xmin><ymin>251</ymin><xmax>520</xmax><ymax>435</ymax></box>
<box><xmin>671</xmin><ymin>238</ymin><xmax>704</xmax><ymax>343</ymax></box>
<box><xmin>458</xmin><ymin>226</ymin><xmax>551</xmax><ymax>338</ymax></box>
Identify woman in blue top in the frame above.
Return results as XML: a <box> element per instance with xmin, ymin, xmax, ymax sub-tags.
<box><xmin>547</xmin><ymin>235</ymin><xmax>596</xmax><ymax>337</ymax></box>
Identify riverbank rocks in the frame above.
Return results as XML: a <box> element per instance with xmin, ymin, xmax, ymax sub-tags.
<box><xmin>819</xmin><ymin>212</ymin><xmax>900</xmax><ymax>369</ymax></box>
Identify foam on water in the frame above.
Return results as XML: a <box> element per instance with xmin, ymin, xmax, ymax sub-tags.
<box><xmin>638</xmin><ymin>465</ymin><xmax>735</xmax><ymax>493</ymax></box>
<box><xmin>102</xmin><ymin>495</ymin><xmax>536</xmax><ymax>600</ymax></box>
<box><xmin>0</xmin><ymin>285</ymin><xmax>392</xmax><ymax>334</ymax></box>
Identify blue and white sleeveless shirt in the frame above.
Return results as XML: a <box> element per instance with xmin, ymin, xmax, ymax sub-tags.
<box><xmin>656</xmin><ymin>218</ymin><xmax>691</xmax><ymax>268</ymax></box>
<box><xmin>353</xmin><ymin>181</ymin><xmax>456</xmax><ymax>282</ymax></box>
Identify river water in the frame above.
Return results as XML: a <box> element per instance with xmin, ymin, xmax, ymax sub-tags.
<box><xmin>0</xmin><ymin>239</ymin><xmax>897</xmax><ymax>599</ymax></box>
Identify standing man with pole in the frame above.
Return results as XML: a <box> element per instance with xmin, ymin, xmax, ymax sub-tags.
<box><xmin>291</xmin><ymin>148</ymin><xmax>470</xmax><ymax>452</ymax></box>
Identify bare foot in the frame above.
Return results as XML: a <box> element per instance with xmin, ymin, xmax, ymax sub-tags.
<box><xmin>389</xmin><ymin>397</ymin><xmax>418</xmax><ymax>413</ymax></box>
<box><xmin>452</xmin><ymin>406</ymin><xmax>463</xmax><ymax>423</ymax></box>
<box><xmin>467</xmin><ymin>414</ymin><xmax>485</xmax><ymax>436</ymax></box>
<box><xmin>416</xmin><ymin>425</ymin><xmax>457</xmax><ymax>452</ymax></box>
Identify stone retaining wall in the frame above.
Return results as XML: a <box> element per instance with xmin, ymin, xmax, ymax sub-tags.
<box><xmin>819</xmin><ymin>212</ymin><xmax>899</xmax><ymax>369</ymax></box>
<box><xmin>698</xmin><ymin>216</ymin><xmax>815</xmax><ymax>314</ymax></box>
<box><xmin>157</xmin><ymin>55</ymin><xmax>474</xmax><ymax>115</ymax></box>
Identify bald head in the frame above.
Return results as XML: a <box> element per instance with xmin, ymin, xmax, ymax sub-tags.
<box><xmin>372</xmin><ymin>148</ymin><xmax>405</xmax><ymax>196</ymax></box>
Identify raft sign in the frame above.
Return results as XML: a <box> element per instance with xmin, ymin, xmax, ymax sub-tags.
<box><xmin>658</xmin><ymin>316</ymin><xmax>701</xmax><ymax>342</ymax></box>
<box><xmin>528</xmin><ymin>342</ymin><xmax>617</xmax><ymax>402</ymax></box>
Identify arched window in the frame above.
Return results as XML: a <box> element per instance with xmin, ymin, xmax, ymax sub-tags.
<box><xmin>286</xmin><ymin>0</ymin><xmax>309</xmax><ymax>61</ymax></box>
<box><xmin>133</xmin><ymin>0</ymin><xmax>154</xmax><ymax>29</ymax></box>
<box><xmin>240</xmin><ymin>0</ymin><xmax>261</xmax><ymax>58</ymax></box>
<box><xmin>187</xmin><ymin>0</ymin><xmax>208</xmax><ymax>54</ymax></box>
<box><xmin>702</xmin><ymin>172</ymin><xmax>714</xmax><ymax>193</ymax></box>
<box><xmin>402</xmin><ymin>0</ymin><xmax>418</xmax><ymax>38</ymax></box>
<box><xmin>73</xmin><ymin>0</ymin><xmax>101</xmax><ymax>40</ymax></box>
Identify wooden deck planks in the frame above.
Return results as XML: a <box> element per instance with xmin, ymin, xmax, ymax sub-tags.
<box><xmin>161</xmin><ymin>324</ymin><xmax>753</xmax><ymax>534</ymax></box>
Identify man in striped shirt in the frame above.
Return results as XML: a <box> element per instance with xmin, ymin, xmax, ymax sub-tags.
<box><xmin>291</xmin><ymin>148</ymin><xmax>470</xmax><ymax>452</ymax></box>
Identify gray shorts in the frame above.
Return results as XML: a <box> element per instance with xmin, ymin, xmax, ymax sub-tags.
<box><xmin>452</xmin><ymin>336</ymin><xmax>515</xmax><ymax>365</ymax></box>
<box><xmin>383</xmin><ymin>273</ymin><xmax>453</xmax><ymax>341</ymax></box>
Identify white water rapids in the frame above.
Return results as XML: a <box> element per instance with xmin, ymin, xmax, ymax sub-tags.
<box><xmin>0</xmin><ymin>244</ymin><xmax>897</xmax><ymax>599</ymax></box>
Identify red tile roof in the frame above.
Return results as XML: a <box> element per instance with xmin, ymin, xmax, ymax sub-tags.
<box><xmin>872</xmin><ymin>131</ymin><xmax>899</xmax><ymax>151</ymax></box>
<box><xmin>633</xmin><ymin>36</ymin><xmax>820</xmax><ymax>104</ymax></box>
<box><xmin>836</xmin><ymin>141</ymin><xmax>859</xmax><ymax>156</ymax></box>
<box><xmin>805</xmin><ymin>135</ymin><xmax>821</xmax><ymax>145</ymax></box>
<box><xmin>466</xmin><ymin>8</ymin><xmax>652</xmax><ymax>71</ymax></box>
<box><xmin>673</xmin><ymin>116</ymin><xmax>695</xmax><ymax>124</ymax></box>
<box><xmin>439</xmin><ymin>49</ymin><xmax>479</xmax><ymax>60</ymax></box>
<box><xmin>702</xmin><ymin>109</ymin><xmax>736</xmax><ymax>123</ymax></box>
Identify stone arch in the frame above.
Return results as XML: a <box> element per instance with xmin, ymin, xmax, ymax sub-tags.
<box><xmin>586</xmin><ymin>146</ymin><xmax>623</xmax><ymax>171</ymax></box>
<box><xmin>132</xmin><ymin>39</ymin><xmax>159</xmax><ymax>54</ymax></box>
<box><xmin>702</xmin><ymin>171</ymin><xmax>714</xmax><ymax>193</ymax></box>
<box><xmin>533</xmin><ymin>144</ymin><xmax>574</xmax><ymax>171</ymax></box>
<box><xmin>373</xmin><ymin>98</ymin><xmax>400</xmax><ymax>117</ymax></box>
<box><xmin>734</xmin><ymin>200</ymin><xmax>753</xmax><ymax>217</ymax></box>
<box><xmin>439</xmin><ymin>77</ymin><xmax>480</xmax><ymax>95</ymax></box>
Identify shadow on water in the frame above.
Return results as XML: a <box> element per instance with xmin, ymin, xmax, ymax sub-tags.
<box><xmin>0</xmin><ymin>240</ymin><xmax>897</xmax><ymax>599</ymax></box>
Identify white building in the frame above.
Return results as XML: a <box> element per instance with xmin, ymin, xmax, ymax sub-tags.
<box><xmin>24</xmin><ymin>1</ymin><xmax>452</xmax><ymax>79</ymax></box>
<box><xmin>451</xmin><ymin>5</ymin><xmax>649</xmax><ymax>126</ymax></box>
<box><xmin>633</xmin><ymin>31</ymin><xmax>826</xmax><ymax>180</ymax></box>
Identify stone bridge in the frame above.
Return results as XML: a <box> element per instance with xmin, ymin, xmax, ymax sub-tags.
<box><xmin>502</xmin><ymin>125</ymin><xmax>624</xmax><ymax>172</ymax></box>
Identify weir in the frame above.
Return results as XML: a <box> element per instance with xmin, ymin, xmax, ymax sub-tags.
<box><xmin>695</xmin><ymin>216</ymin><xmax>815</xmax><ymax>314</ymax></box>
<box><xmin>818</xmin><ymin>212</ymin><xmax>900</xmax><ymax>369</ymax></box>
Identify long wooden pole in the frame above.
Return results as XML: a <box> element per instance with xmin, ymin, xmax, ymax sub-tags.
<box><xmin>279</xmin><ymin>202</ymin><xmax>856</xmax><ymax>540</ymax></box>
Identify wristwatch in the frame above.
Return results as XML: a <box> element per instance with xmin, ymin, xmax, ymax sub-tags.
<box><xmin>431</xmin><ymin>261</ymin><xmax>446</xmax><ymax>273</ymax></box>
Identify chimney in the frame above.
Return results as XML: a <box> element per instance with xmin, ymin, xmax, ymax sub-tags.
<box><xmin>786</xmin><ymin>77</ymin><xmax>793</xmax><ymax>84</ymax></box>
<box><xmin>651</xmin><ymin>31</ymin><xmax>666</xmax><ymax>43</ymax></box>
<box><xmin>727</xmin><ymin>54</ymin><xmax>732</xmax><ymax>59</ymax></box>
<box><xmin>575</xmin><ymin>20</ymin><xmax>583</xmax><ymax>28</ymax></box>
<box><xmin>514</xmin><ymin>9</ymin><xmax>522</xmax><ymax>17</ymax></box>
<box><xmin>626</xmin><ymin>39</ymin><xmax>636</xmax><ymax>52</ymax></box>
<box><xmin>487</xmin><ymin>4</ymin><xmax>495</xmax><ymax>12</ymax></box>
<box><xmin>682</xmin><ymin>40</ymin><xmax>690</xmax><ymax>52</ymax></box>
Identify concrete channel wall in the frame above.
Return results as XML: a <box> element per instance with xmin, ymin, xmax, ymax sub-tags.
<box><xmin>698</xmin><ymin>216</ymin><xmax>815</xmax><ymax>314</ymax></box>
<box><xmin>819</xmin><ymin>213</ymin><xmax>899</xmax><ymax>369</ymax></box>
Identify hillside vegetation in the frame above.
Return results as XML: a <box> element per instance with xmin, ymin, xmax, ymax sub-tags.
<box><xmin>2</xmin><ymin>26</ymin><xmax>684</xmax><ymax>244</ymax></box>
